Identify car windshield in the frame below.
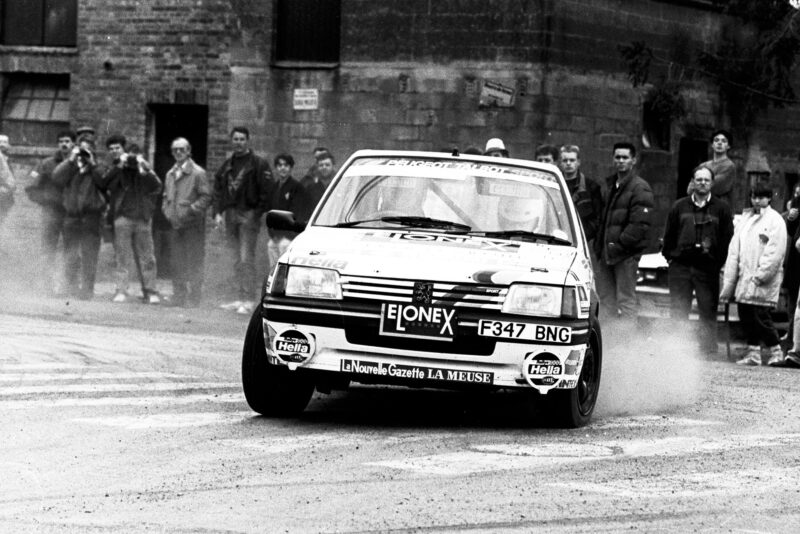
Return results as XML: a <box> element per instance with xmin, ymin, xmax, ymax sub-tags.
<box><xmin>313</xmin><ymin>156</ymin><xmax>576</xmax><ymax>245</ymax></box>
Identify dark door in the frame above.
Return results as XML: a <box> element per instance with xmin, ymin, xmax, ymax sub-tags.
<box><xmin>677</xmin><ymin>137</ymin><xmax>709</xmax><ymax>199</ymax></box>
<box><xmin>146</xmin><ymin>104</ymin><xmax>209</xmax><ymax>278</ymax></box>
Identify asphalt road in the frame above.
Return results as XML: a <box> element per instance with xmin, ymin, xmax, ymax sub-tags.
<box><xmin>2</xmin><ymin>301</ymin><xmax>800</xmax><ymax>533</ymax></box>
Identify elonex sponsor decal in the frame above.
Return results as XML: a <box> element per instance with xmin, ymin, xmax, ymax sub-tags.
<box><xmin>340</xmin><ymin>359</ymin><xmax>493</xmax><ymax>384</ymax></box>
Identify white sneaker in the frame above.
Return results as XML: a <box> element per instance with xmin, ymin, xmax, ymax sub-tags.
<box><xmin>736</xmin><ymin>346</ymin><xmax>762</xmax><ymax>366</ymax></box>
<box><xmin>766</xmin><ymin>346</ymin><xmax>785</xmax><ymax>367</ymax></box>
<box><xmin>112</xmin><ymin>292</ymin><xmax>127</xmax><ymax>303</ymax></box>
<box><xmin>147</xmin><ymin>293</ymin><xmax>161</xmax><ymax>305</ymax></box>
<box><xmin>219</xmin><ymin>300</ymin><xmax>242</xmax><ymax>311</ymax></box>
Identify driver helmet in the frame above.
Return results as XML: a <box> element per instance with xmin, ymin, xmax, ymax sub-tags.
<box><xmin>497</xmin><ymin>196</ymin><xmax>539</xmax><ymax>230</ymax></box>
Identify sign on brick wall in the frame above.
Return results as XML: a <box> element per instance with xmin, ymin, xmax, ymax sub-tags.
<box><xmin>479</xmin><ymin>81</ymin><xmax>515</xmax><ymax>108</ymax></box>
<box><xmin>293</xmin><ymin>89</ymin><xmax>319</xmax><ymax>110</ymax></box>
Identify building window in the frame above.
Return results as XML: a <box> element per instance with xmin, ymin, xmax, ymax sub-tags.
<box><xmin>274</xmin><ymin>0</ymin><xmax>341</xmax><ymax>64</ymax></box>
<box><xmin>1</xmin><ymin>74</ymin><xmax>70</xmax><ymax>146</ymax></box>
<box><xmin>1</xmin><ymin>0</ymin><xmax>77</xmax><ymax>47</ymax></box>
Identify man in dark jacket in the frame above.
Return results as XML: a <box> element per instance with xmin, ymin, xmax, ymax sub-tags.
<box><xmin>25</xmin><ymin>131</ymin><xmax>75</xmax><ymax>294</ymax></box>
<box><xmin>662</xmin><ymin>166</ymin><xmax>733</xmax><ymax>355</ymax></box>
<box><xmin>268</xmin><ymin>153</ymin><xmax>307</xmax><ymax>267</ymax></box>
<box><xmin>298</xmin><ymin>150</ymin><xmax>336</xmax><ymax>222</ymax></box>
<box><xmin>51</xmin><ymin>138</ymin><xmax>107</xmax><ymax>300</ymax></box>
<box><xmin>594</xmin><ymin>142</ymin><xmax>654</xmax><ymax>320</ymax></box>
<box><xmin>559</xmin><ymin>144</ymin><xmax>603</xmax><ymax>244</ymax></box>
<box><xmin>212</xmin><ymin>127</ymin><xmax>273</xmax><ymax>314</ymax></box>
<box><xmin>101</xmin><ymin>135</ymin><xmax>163</xmax><ymax>304</ymax></box>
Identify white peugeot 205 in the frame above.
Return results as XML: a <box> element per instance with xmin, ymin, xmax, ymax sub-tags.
<box><xmin>242</xmin><ymin>150</ymin><xmax>602</xmax><ymax>427</ymax></box>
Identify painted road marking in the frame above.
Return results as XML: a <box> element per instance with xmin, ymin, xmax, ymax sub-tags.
<box><xmin>2</xmin><ymin>393</ymin><xmax>244</xmax><ymax>410</ymax></box>
<box><xmin>0</xmin><ymin>363</ymin><xmax>88</xmax><ymax>370</ymax></box>
<box><xmin>367</xmin><ymin>432</ymin><xmax>800</xmax><ymax>476</ymax></box>
<box><xmin>0</xmin><ymin>382</ymin><xmax>240</xmax><ymax>396</ymax></box>
<box><xmin>551</xmin><ymin>466</ymin><xmax>800</xmax><ymax>499</ymax></box>
<box><xmin>70</xmin><ymin>411</ymin><xmax>254</xmax><ymax>429</ymax></box>
<box><xmin>0</xmin><ymin>372</ymin><xmax>190</xmax><ymax>382</ymax></box>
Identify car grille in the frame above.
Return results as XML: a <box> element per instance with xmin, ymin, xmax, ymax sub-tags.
<box><xmin>340</xmin><ymin>275</ymin><xmax>505</xmax><ymax>355</ymax></box>
<box><xmin>341</xmin><ymin>275</ymin><xmax>507</xmax><ymax>310</ymax></box>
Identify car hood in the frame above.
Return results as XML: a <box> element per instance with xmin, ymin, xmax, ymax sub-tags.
<box><xmin>285</xmin><ymin>228</ymin><xmax>578</xmax><ymax>285</ymax></box>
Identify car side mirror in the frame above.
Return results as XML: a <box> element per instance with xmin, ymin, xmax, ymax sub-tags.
<box><xmin>267</xmin><ymin>210</ymin><xmax>306</xmax><ymax>232</ymax></box>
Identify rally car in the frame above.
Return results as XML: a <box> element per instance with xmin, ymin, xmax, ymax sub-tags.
<box><xmin>242</xmin><ymin>150</ymin><xmax>602</xmax><ymax>427</ymax></box>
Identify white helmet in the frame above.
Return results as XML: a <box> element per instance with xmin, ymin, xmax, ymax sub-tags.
<box><xmin>497</xmin><ymin>197</ymin><xmax>539</xmax><ymax>229</ymax></box>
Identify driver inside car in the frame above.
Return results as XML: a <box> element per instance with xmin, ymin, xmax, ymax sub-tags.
<box><xmin>497</xmin><ymin>196</ymin><xmax>543</xmax><ymax>232</ymax></box>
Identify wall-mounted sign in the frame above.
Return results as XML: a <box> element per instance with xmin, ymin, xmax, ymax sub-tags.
<box><xmin>479</xmin><ymin>80</ymin><xmax>515</xmax><ymax>108</ymax></box>
<box><xmin>293</xmin><ymin>88</ymin><xmax>319</xmax><ymax>110</ymax></box>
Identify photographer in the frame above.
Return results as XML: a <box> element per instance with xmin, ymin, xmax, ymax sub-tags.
<box><xmin>52</xmin><ymin>137</ymin><xmax>107</xmax><ymax>300</ymax></box>
<box><xmin>662</xmin><ymin>166</ymin><xmax>734</xmax><ymax>357</ymax></box>
<box><xmin>101</xmin><ymin>135</ymin><xmax>162</xmax><ymax>304</ymax></box>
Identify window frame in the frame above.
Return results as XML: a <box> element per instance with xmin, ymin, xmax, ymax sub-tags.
<box><xmin>272</xmin><ymin>0</ymin><xmax>341</xmax><ymax>68</ymax></box>
<box><xmin>0</xmin><ymin>0</ymin><xmax>78</xmax><ymax>48</ymax></box>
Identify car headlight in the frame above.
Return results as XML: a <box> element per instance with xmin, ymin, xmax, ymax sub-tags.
<box><xmin>285</xmin><ymin>266</ymin><xmax>342</xmax><ymax>300</ymax></box>
<box><xmin>502</xmin><ymin>284</ymin><xmax>562</xmax><ymax>317</ymax></box>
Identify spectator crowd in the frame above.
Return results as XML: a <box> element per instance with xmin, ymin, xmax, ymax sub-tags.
<box><xmin>1</xmin><ymin>126</ymin><xmax>799</xmax><ymax>368</ymax></box>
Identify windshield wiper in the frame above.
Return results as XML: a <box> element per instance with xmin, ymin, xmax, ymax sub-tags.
<box><xmin>471</xmin><ymin>229</ymin><xmax>572</xmax><ymax>245</ymax></box>
<box><xmin>381</xmin><ymin>216</ymin><xmax>471</xmax><ymax>232</ymax></box>
<box><xmin>330</xmin><ymin>216</ymin><xmax>471</xmax><ymax>231</ymax></box>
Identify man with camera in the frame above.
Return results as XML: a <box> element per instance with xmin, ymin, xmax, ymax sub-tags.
<box><xmin>662</xmin><ymin>165</ymin><xmax>734</xmax><ymax>356</ymax></box>
<box><xmin>100</xmin><ymin>134</ymin><xmax>162</xmax><ymax>304</ymax></box>
<box><xmin>51</xmin><ymin>136</ymin><xmax>107</xmax><ymax>300</ymax></box>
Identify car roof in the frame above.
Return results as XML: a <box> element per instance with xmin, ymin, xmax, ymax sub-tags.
<box><xmin>345</xmin><ymin>149</ymin><xmax>564</xmax><ymax>177</ymax></box>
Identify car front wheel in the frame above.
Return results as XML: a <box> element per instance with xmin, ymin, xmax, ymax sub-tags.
<box><xmin>545</xmin><ymin>324</ymin><xmax>602</xmax><ymax>428</ymax></box>
<box><xmin>241</xmin><ymin>308</ymin><xmax>315</xmax><ymax>416</ymax></box>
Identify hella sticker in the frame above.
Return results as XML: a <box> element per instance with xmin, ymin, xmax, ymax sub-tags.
<box><xmin>273</xmin><ymin>329</ymin><xmax>315</xmax><ymax>363</ymax></box>
<box><xmin>523</xmin><ymin>351</ymin><xmax>565</xmax><ymax>394</ymax></box>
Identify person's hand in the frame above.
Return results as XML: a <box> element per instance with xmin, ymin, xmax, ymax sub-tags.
<box><xmin>214</xmin><ymin>213</ymin><xmax>224</xmax><ymax>229</ymax></box>
<box><xmin>789</xmin><ymin>208</ymin><xmax>799</xmax><ymax>221</ymax></box>
<box><xmin>137</xmin><ymin>156</ymin><xmax>151</xmax><ymax>172</ymax></box>
<box><xmin>69</xmin><ymin>146</ymin><xmax>80</xmax><ymax>162</ymax></box>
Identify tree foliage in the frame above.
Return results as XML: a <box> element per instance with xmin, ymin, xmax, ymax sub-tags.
<box><xmin>620</xmin><ymin>1</ymin><xmax>800</xmax><ymax>138</ymax></box>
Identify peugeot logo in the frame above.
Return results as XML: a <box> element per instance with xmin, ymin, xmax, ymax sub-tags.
<box><xmin>413</xmin><ymin>282</ymin><xmax>433</xmax><ymax>304</ymax></box>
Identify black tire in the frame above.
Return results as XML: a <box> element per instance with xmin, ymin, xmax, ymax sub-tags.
<box><xmin>545</xmin><ymin>323</ymin><xmax>602</xmax><ymax>428</ymax></box>
<box><xmin>241</xmin><ymin>308</ymin><xmax>315</xmax><ymax>416</ymax></box>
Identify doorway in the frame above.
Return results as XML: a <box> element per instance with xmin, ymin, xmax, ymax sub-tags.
<box><xmin>676</xmin><ymin>137</ymin><xmax>709</xmax><ymax>199</ymax></box>
<box><xmin>146</xmin><ymin>104</ymin><xmax>209</xmax><ymax>278</ymax></box>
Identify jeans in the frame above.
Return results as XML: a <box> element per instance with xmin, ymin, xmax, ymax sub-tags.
<box><xmin>41</xmin><ymin>206</ymin><xmax>65</xmax><ymax>291</ymax></box>
<box><xmin>113</xmin><ymin>216</ymin><xmax>157</xmax><ymax>295</ymax></box>
<box><xmin>738</xmin><ymin>303</ymin><xmax>780</xmax><ymax>348</ymax></box>
<box><xmin>594</xmin><ymin>255</ymin><xmax>639</xmax><ymax>319</ymax></box>
<box><xmin>224</xmin><ymin>209</ymin><xmax>260</xmax><ymax>300</ymax></box>
<box><xmin>171</xmin><ymin>222</ymin><xmax>206</xmax><ymax>305</ymax></box>
<box><xmin>668</xmin><ymin>261</ymin><xmax>720</xmax><ymax>352</ymax></box>
<box><xmin>63</xmin><ymin>213</ymin><xmax>102</xmax><ymax>297</ymax></box>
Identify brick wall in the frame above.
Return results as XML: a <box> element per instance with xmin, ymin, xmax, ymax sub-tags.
<box><xmin>6</xmin><ymin>0</ymin><xmax>800</xmax><ymax>252</ymax></box>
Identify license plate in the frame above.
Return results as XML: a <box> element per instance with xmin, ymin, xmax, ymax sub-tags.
<box><xmin>379</xmin><ymin>303</ymin><xmax>457</xmax><ymax>341</ymax></box>
<box><xmin>478</xmin><ymin>320</ymin><xmax>571</xmax><ymax>344</ymax></box>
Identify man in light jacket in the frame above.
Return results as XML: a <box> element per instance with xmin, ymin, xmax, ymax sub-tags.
<box><xmin>720</xmin><ymin>182</ymin><xmax>787</xmax><ymax>366</ymax></box>
<box><xmin>162</xmin><ymin>138</ymin><xmax>212</xmax><ymax>307</ymax></box>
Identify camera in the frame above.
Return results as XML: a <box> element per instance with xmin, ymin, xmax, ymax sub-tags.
<box><xmin>124</xmin><ymin>154</ymin><xmax>139</xmax><ymax>169</ymax></box>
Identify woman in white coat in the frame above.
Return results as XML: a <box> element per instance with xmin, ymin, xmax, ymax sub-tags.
<box><xmin>720</xmin><ymin>183</ymin><xmax>787</xmax><ymax>366</ymax></box>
